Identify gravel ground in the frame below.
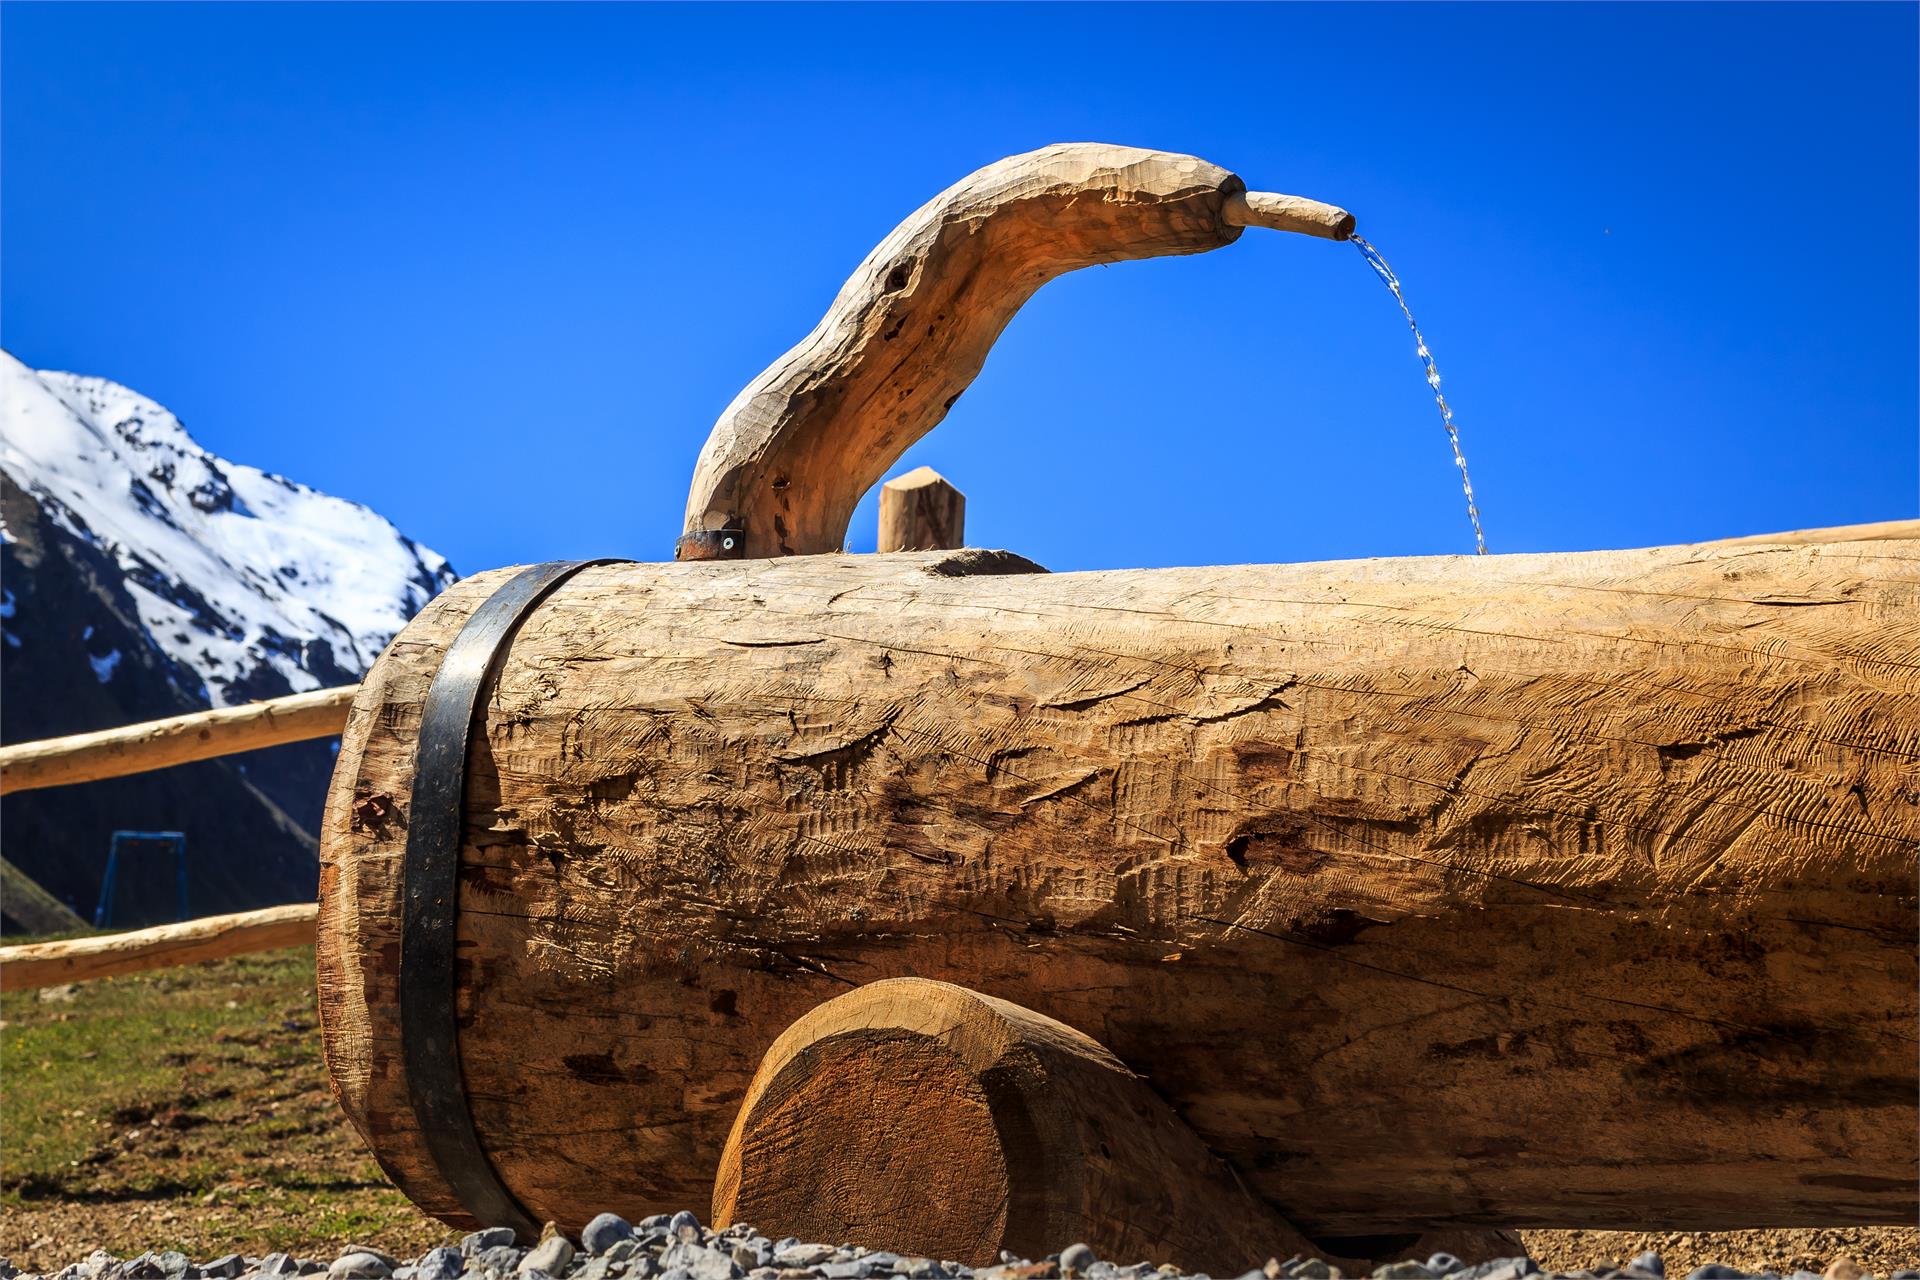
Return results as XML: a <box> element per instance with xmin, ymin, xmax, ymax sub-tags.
<box><xmin>6</xmin><ymin>1213</ymin><xmax>1914</xmax><ymax>1280</ymax></box>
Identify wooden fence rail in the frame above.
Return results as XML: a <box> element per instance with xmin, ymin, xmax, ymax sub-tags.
<box><xmin>0</xmin><ymin>685</ymin><xmax>356</xmax><ymax>796</ymax></box>
<box><xmin>0</xmin><ymin>903</ymin><xmax>319</xmax><ymax>992</ymax></box>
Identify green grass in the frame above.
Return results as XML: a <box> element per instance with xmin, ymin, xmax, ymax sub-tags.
<box><xmin>0</xmin><ymin>946</ymin><xmax>452</xmax><ymax>1268</ymax></box>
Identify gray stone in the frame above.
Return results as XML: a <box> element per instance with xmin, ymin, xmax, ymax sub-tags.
<box><xmin>583</xmin><ymin>1218</ymin><xmax>638</xmax><ymax>1258</ymax></box>
<box><xmin>640</xmin><ymin>1220</ymin><xmax>673</xmax><ymax>1234</ymax></box>
<box><xmin>202</xmin><ymin>1261</ymin><xmax>246</xmax><ymax>1280</ymax></box>
<box><xmin>1631</xmin><ymin>1258</ymin><xmax>1665</xmax><ymax>1280</ymax></box>
<box><xmin>730</xmin><ymin>1247</ymin><xmax>770</xmax><ymax>1273</ymax></box>
<box><xmin>1684</xmin><ymin>1270</ymin><xmax>1746</xmax><ymax>1280</ymax></box>
<box><xmin>603</xmin><ymin>1243</ymin><xmax>641</xmax><ymax>1265</ymax></box>
<box><xmin>1891</xmin><ymin>1273</ymin><xmax>1919</xmax><ymax>1280</ymax></box>
<box><xmin>328</xmin><ymin>1258</ymin><xmax>391</xmax><ymax>1280</ymax></box>
<box><xmin>908</xmin><ymin>1265</ymin><xmax>949</xmax><ymax>1280</ymax></box>
<box><xmin>1426</xmin><ymin>1261</ymin><xmax>1462</xmax><ymax>1279</ymax></box>
<box><xmin>517</xmin><ymin>1238</ymin><xmax>573</xmax><ymax>1278</ymax></box>
<box><xmin>661</xmin><ymin>1245</ymin><xmax>739</xmax><ymax>1280</ymax></box>
<box><xmin>416</xmin><ymin>1250</ymin><xmax>464</xmax><ymax>1280</ymax></box>
<box><xmin>772</xmin><ymin>1249</ymin><xmax>833</xmax><ymax>1271</ymax></box>
<box><xmin>1461</xmin><ymin>1264</ymin><xmax>1528</xmax><ymax>1280</ymax></box>
<box><xmin>1061</xmin><ymin>1249</ymin><xmax>1097</xmax><ymax>1280</ymax></box>
<box><xmin>474</xmin><ymin>1253</ymin><xmax>522</xmax><ymax>1276</ymax></box>
<box><xmin>1287</xmin><ymin>1265</ymin><xmax>1334</xmax><ymax>1280</ymax></box>
<box><xmin>822</xmin><ymin>1265</ymin><xmax>871</xmax><ymax>1280</ymax></box>
<box><xmin>462</xmin><ymin>1237</ymin><xmax>518</xmax><ymax>1260</ymax></box>
<box><xmin>254</xmin><ymin>1258</ymin><xmax>302</xmax><ymax>1279</ymax></box>
<box><xmin>1374</xmin><ymin>1267</ymin><xmax>1432</xmax><ymax>1280</ymax></box>
<box><xmin>669</xmin><ymin>1213</ymin><xmax>702</xmax><ymax>1241</ymax></box>
<box><xmin>339</xmin><ymin>1256</ymin><xmax>399</xmax><ymax>1275</ymax></box>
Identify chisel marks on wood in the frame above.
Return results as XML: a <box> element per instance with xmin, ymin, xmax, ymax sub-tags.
<box><xmin>320</xmin><ymin>537</ymin><xmax>1919</xmax><ymax>1235</ymax></box>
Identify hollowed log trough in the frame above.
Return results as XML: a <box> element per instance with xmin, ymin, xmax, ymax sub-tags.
<box><xmin>316</xmin><ymin>145</ymin><xmax>1919</xmax><ymax>1265</ymax></box>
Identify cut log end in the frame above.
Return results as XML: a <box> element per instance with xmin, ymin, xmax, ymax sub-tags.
<box><xmin>713</xmin><ymin>978</ymin><xmax>1519</xmax><ymax>1273</ymax></box>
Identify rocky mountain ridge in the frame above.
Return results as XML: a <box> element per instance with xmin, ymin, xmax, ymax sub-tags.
<box><xmin>1</xmin><ymin>351</ymin><xmax>457</xmax><ymax>928</ymax></box>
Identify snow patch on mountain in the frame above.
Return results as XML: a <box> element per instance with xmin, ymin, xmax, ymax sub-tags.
<box><xmin>0</xmin><ymin>350</ymin><xmax>456</xmax><ymax>705</ymax></box>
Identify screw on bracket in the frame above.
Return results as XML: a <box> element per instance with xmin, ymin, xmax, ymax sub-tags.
<box><xmin>675</xmin><ymin>526</ymin><xmax>748</xmax><ymax>561</ymax></box>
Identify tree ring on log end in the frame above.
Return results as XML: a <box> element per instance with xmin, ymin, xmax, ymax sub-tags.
<box><xmin>714</xmin><ymin>977</ymin><xmax>1334</xmax><ymax>1272</ymax></box>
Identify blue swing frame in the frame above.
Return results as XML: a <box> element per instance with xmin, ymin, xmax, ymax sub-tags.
<box><xmin>93</xmin><ymin>830</ymin><xmax>188</xmax><ymax>927</ymax></box>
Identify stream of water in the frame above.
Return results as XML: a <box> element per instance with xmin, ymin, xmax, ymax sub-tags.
<box><xmin>1351</xmin><ymin>234</ymin><xmax>1489</xmax><ymax>555</ymax></box>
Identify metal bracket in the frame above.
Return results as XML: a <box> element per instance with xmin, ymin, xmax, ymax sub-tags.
<box><xmin>398</xmin><ymin>558</ymin><xmax>628</xmax><ymax>1238</ymax></box>
<box><xmin>675</xmin><ymin>526</ymin><xmax>747</xmax><ymax>561</ymax></box>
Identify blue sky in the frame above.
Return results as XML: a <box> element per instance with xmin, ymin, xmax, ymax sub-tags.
<box><xmin>4</xmin><ymin>2</ymin><xmax>1914</xmax><ymax>575</ymax></box>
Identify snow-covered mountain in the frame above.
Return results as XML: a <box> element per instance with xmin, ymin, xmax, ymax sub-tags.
<box><xmin>0</xmin><ymin>351</ymin><xmax>458</xmax><ymax>929</ymax></box>
<box><xmin>1</xmin><ymin>350</ymin><xmax>455</xmax><ymax>706</ymax></box>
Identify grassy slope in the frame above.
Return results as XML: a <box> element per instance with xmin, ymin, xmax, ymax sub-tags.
<box><xmin>0</xmin><ymin>950</ymin><xmax>1912</xmax><ymax>1275</ymax></box>
<box><xmin>0</xmin><ymin>948</ymin><xmax>451</xmax><ymax>1270</ymax></box>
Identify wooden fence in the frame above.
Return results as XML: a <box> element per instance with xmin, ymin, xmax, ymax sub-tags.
<box><xmin>0</xmin><ymin>686</ymin><xmax>352</xmax><ymax>991</ymax></box>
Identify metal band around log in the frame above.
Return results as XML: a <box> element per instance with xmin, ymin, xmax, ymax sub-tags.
<box><xmin>400</xmin><ymin>559</ymin><xmax>628</xmax><ymax>1238</ymax></box>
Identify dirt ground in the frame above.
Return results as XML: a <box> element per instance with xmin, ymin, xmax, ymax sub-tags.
<box><xmin>2</xmin><ymin>952</ymin><xmax>1913</xmax><ymax>1275</ymax></box>
<box><xmin>1521</xmin><ymin>1228</ymin><xmax>1917</xmax><ymax>1276</ymax></box>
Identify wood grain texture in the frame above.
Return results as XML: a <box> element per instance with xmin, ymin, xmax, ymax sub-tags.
<box><xmin>878</xmin><ymin>467</ymin><xmax>965</xmax><ymax>553</ymax></box>
<box><xmin>0</xmin><ymin>903</ymin><xmax>317</xmax><ymax>991</ymax></box>
<box><xmin>714</xmin><ymin>977</ymin><xmax>1518</xmax><ymax>1272</ymax></box>
<box><xmin>680</xmin><ymin>144</ymin><xmax>1249</xmax><ymax>559</ymax></box>
<box><xmin>0</xmin><ymin>686</ymin><xmax>355</xmax><ymax>795</ymax></box>
<box><xmin>317</xmin><ymin>529</ymin><xmax>1919</xmax><ymax>1236</ymax></box>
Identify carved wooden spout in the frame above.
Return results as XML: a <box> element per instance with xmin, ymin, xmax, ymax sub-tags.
<box><xmin>679</xmin><ymin>143</ymin><xmax>1352</xmax><ymax>560</ymax></box>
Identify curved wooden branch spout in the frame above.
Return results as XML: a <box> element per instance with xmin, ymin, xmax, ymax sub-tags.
<box><xmin>679</xmin><ymin>143</ymin><xmax>1353</xmax><ymax>559</ymax></box>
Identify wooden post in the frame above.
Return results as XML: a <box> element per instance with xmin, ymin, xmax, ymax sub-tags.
<box><xmin>0</xmin><ymin>902</ymin><xmax>318</xmax><ymax>992</ymax></box>
<box><xmin>0</xmin><ymin>685</ymin><xmax>356</xmax><ymax>795</ymax></box>
<box><xmin>878</xmin><ymin>466</ymin><xmax>965</xmax><ymax>552</ymax></box>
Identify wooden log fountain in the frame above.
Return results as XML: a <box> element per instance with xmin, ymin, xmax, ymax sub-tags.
<box><xmin>315</xmin><ymin>144</ymin><xmax>1918</xmax><ymax>1260</ymax></box>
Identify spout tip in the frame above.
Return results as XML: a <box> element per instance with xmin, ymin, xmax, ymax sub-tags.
<box><xmin>1225</xmin><ymin>191</ymin><xmax>1356</xmax><ymax>242</ymax></box>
